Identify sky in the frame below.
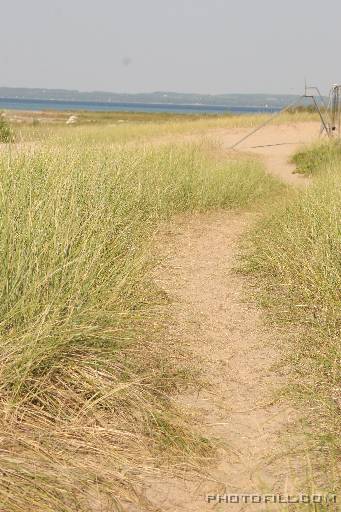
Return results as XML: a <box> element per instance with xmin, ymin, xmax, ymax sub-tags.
<box><xmin>1</xmin><ymin>0</ymin><xmax>341</xmax><ymax>96</ymax></box>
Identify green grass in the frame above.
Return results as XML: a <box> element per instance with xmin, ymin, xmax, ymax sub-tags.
<box><xmin>0</xmin><ymin>112</ymin><xmax>13</xmax><ymax>142</ymax></box>
<box><xmin>7</xmin><ymin>108</ymin><xmax>233</xmax><ymax>125</ymax></box>
<box><xmin>243</xmin><ymin>142</ymin><xmax>341</xmax><ymax>495</ymax></box>
<box><xmin>0</xmin><ymin>137</ymin><xmax>281</xmax><ymax>511</ymax></box>
<box><xmin>58</xmin><ymin>109</ymin><xmax>233</xmax><ymax>124</ymax></box>
<box><xmin>292</xmin><ymin>140</ymin><xmax>341</xmax><ymax>175</ymax></box>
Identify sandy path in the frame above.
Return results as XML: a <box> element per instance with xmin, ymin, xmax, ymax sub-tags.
<box><xmin>219</xmin><ymin>121</ymin><xmax>319</xmax><ymax>186</ymax></box>
<box><xmin>141</xmin><ymin>121</ymin><xmax>319</xmax><ymax>186</ymax></box>
<box><xmin>142</xmin><ymin>212</ymin><xmax>302</xmax><ymax>512</ymax></box>
<box><xmin>126</xmin><ymin>122</ymin><xmax>320</xmax><ymax>511</ymax></box>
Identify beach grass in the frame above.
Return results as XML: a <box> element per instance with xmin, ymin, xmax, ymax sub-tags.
<box><xmin>292</xmin><ymin>139</ymin><xmax>341</xmax><ymax>175</ymax></box>
<box><xmin>0</xmin><ymin>135</ymin><xmax>282</xmax><ymax>511</ymax></box>
<box><xmin>7</xmin><ymin>109</ymin><xmax>319</xmax><ymax>145</ymax></box>
<box><xmin>243</xmin><ymin>141</ymin><xmax>341</xmax><ymax>494</ymax></box>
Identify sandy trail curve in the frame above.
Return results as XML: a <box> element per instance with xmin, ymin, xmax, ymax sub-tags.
<box><xmin>146</xmin><ymin>121</ymin><xmax>319</xmax><ymax>185</ymax></box>
<box><xmin>219</xmin><ymin>121</ymin><xmax>319</xmax><ymax>186</ymax></box>
<box><xmin>127</xmin><ymin>122</ymin><xmax>320</xmax><ymax>511</ymax></box>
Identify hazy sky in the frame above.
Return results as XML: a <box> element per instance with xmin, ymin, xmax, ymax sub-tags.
<box><xmin>1</xmin><ymin>0</ymin><xmax>341</xmax><ymax>95</ymax></box>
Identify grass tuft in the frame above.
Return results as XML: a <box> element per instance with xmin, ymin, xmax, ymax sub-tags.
<box><xmin>292</xmin><ymin>140</ymin><xmax>341</xmax><ymax>175</ymax></box>
<box><xmin>0</xmin><ymin>112</ymin><xmax>13</xmax><ymax>143</ymax></box>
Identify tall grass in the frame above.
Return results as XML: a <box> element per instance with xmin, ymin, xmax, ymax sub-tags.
<box><xmin>0</xmin><ymin>138</ymin><xmax>281</xmax><ymax>511</ymax></box>
<box><xmin>0</xmin><ymin>112</ymin><xmax>13</xmax><ymax>142</ymax></box>
<box><xmin>292</xmin><ymin>140</ymin><xmax>341</xmax><ymax>175</ymax></box>
<box><xmin>13</xmin><ymin>110</ymin><xmax>318</xmax><ymax>145</ymax></box>
<box><xmin>243</xmin><ymin>142</ymin><xmax>341</xmax><ymax>493</ymax></box>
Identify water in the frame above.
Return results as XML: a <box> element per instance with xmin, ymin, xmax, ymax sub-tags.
<box><xmin>0</xmin><ymin>97</ymin><xmax>281</xmax><ymax>115</ymax></box>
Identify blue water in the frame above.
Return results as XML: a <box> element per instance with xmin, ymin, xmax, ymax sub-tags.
<box><xmin>0</xmin><ymin>97</ymin><xmax>281</xmax><ymax>115</ymax></box>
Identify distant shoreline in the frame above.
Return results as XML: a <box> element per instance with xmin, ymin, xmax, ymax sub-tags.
<box><xmin>0</xmin><ymin>97</ymin><xmax>281</xmax><ymax>115</ymax></box>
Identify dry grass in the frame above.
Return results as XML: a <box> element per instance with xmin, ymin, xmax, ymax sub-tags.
<box><xmin>243</xmin><ymin>141</ymin><xmax>341</xmax><ymax>496</ymax></box>
<box><xmin>8</xmin><ymin>110</ymin><xmax>319</xmax><ymax>146</ymax></box>
<box><xmin>0</xmin><ymin>135</ymin><xmax>282</xmax><ymax>511</ymax></box>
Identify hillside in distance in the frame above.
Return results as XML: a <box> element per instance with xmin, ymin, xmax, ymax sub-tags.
<box><xmin>0</xmin><ymin>87</ymin><xmax>303</xmax><ymax>107</ymax></box>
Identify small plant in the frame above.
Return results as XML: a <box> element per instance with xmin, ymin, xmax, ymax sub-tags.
<box><xmin>0</xmin><ymin>113</ymin><xmax>13</xmax><ymax>143</ymax></box>
<box><xmin>292</xmin><ymin>141</ymin><xmax>341</xmax><ymax>175</ymax></box>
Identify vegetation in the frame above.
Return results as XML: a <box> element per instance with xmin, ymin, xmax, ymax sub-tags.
<box><xmin>292</xmin><ymin>140</ymin><xmax>341</xmax><ymax>175</ymax></box>
<box><xmin>287</xmin><ymin>104</ymin><xmax>318</xmax><ymax>114</ymax></box>
<box><xmin>243</xmin><ymin>142</ymin><xmax>341</xmax><ymax>493</ymax></box>
<box><xmin>63</xmin><ymin>110</ymin><xmax>232</xmax><ymax>124</ymax></box>
<box><xmin>0</xmin><ymin>134</ymin><xmax>281</xmax><ymax>511</ymax></box>
<box><xmin>3</xmin><ymin>110</ymin><xmax>336</xmax><ymax>509</ymax></box>
<box><xmin>0</xmin><ymin>112</ymin><xmax>13</xmax><ymax>142</ymax></box>
<box><xmin>26</xmin><ymin>109</ymin><xmax>233</xmax><ymax>125</ymax></box>
<box><xmin>10</xmin><ymin>109</ymin><xmax>318</xmax><ymax>147</ymax></box>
